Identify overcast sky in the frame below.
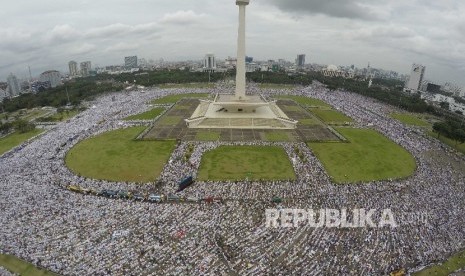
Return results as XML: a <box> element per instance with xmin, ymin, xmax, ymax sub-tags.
<box><xmin>1</xmin><ymin>0</ymin><xmax>465</xmax><ymax>87</ymax></box>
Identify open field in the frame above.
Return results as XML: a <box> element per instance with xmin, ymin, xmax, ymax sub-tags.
<box><xmin>124</xmin><ymin>107</ymin><xmax>165</xmax><ymax>121</ymax></box>
<box><xmin>310</xmin><ymin>109</ymin><xmax>354</xmax><ymax>124</ymax></box>
<box><xmin>0</xmin><ymin>129</ymin><xmax>44</xmax><ymax>155</ymax></box>
<box><xmin>413</xmin><ymin>250</ymin><xmax>465</xmax><ymax>276</ymax></box>
<box><xmin>151</xmin><ymin>93</ymin><xmax>210</xmax><ymax>105</ymax></box>
<box><xmin>308</xmin><ymin>128</ymin><xmax>416</xmax><ymax>183</ymax></box>
<box><xmin>428</xmin><ymin>131</ymin><xmax>465</xmax><ymax>154</ymax></box>
<box><xmin>259</xmin><ymin>83</ymin><xmax>296</xmax><ymax>89</ymax></box>
<box><xmin>0</xmin><ymin>254</ymin><xmax>58</xmax><ymax>276</ymax></box>
<box><xmin>264</xmin><ymin>132</ymin><xmax>292</xmax><ymax>142</ymax></box>
<box><xmin>276</xmin><ymin>95</ymin><xmax>332</xmax><ymax>108</ymax></box>
<box><xmin>195</xmin><ymin>131</ymin><xmax>221</xmax><ymax>141</ymax></box>
<box><xmin>39</xmin><ymin>110</ymin><xmax>80</xmax><ymax>122</ymax></box>
<box><xmin>66</xmin><ymin>127</ymin><xmax>176</xmax><ymax>182</ymax></box>
<box><xmin>157</xmin><ymin>83</ymin><xmax>214</xmax><ymax>89</ymax></box>
<box><xmin>391</xmin><ymin>113</ymin><xmax>430</xmax><ymax>127</ymax></box>
<box><xmin>20</xmin><ymin>109</ymin><xmax>50</xmax><ymax>121</ymax></box>
<box><xmin>198</xmin><ymin>146</ymin><xmax>296</xmax><ymax>181</ymax></box>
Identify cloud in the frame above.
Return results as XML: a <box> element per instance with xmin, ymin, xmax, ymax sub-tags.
<box><xmin>159</xmin><ymin>10</ymin><xmax>205</xmax><ymax>25</ymax></box>
<box><xmin>264</xmin><ymin>0</ymin><xmax>385</xmax><ymax>21</ymax></box>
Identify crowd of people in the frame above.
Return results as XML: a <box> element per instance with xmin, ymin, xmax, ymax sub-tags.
<box><xmin>0</xmin><ymin>83</ymin><xmax>464</xmax><ymax>275</ymax></box>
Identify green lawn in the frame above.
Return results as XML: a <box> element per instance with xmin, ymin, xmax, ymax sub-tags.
<box><xmin>299</xmin><ymin>118</ymin><xmax>320</xmax><ymax>126</ymax></box>
<box><xmin>264</xmin><ymin>132</ymin><xmax>292</xmax><ymax>142</ymax></box>
<box><xmin>308</xmin><ymin>128</ymin><xmax>416</xmax><ymax>183</ymax></box>
<box><xmin>158</xmin><ymin>116</ymin><xmax>182</xmax><ymax>126</ymax></box>
<box><xmin>0</xmin><ymin>129</ymin><xmax>44</xmax><ymax>155</ymax></box>
<box><xmin>157</xmin><ymin>83</ymin><xmax>214</xmax><ymax>89</ymax></box>
<box><xmin>195</xmin><ymin>131</ymin><xmax>221</xmax><ymax>141</ymax></box>
<box><xmin>21</xmin><ymin>109</ymin><xmax>50</xmax><ymax>121</ymax></box>
<box><xmin>124</xmin><ymin>108</ymin><xmax>165</xmax><ymax>121</ymax></box>
<box><xmin>198</xmin><ymin>146</ymin><xmax>296</xmax><ymax>181</ymax></box>
<box><xmin>260</xmin><ymin>83</ymin><xmax>295</xmax><ymax>89</ymax></box>
<box><xmin>276</xmin><ymin>95</ymin><xmax>332</xmax><ymax>108</ymax></box>
<box><xmin>45</xmin><ymin>110</ymin><xmax>80</xmax><ymax>122</ymax></box>
<box><xmin>151</xmin><ymin>93</ymin><xmax>210</xmax><ymax>104</ymax></box>
<box><xmin>310</xmin><ymin>109</ymin><xmax>353</xmax><ymax>124</ymax></box>
<box><xmin>391</xmin><ymin>113</ymin><xmax>430</xmax><ymax>127</ymax></box>
<box><xmin>413</xmin><ymin>250</ymin><xmax>465</xmax><ymax>276</ymax></box>
<box><xmin>0</xmin><ymin>254</ymin><xmax>58</xmax><ymax>276</ymax></box>
<box><xmin>428</xmin><ymin>131</ymin><xmax>465</xmax><ymax>154</ymax></box>
<box><xmin>65</xmin><ymin>127</ymin><xmax>176</xmax><ymax>182</ymax></box>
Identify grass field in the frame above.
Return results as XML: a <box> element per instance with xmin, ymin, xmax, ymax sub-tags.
<box><xmin>157</xmin><ymin>83</ymin><xmax>214</xmax><ymax>89</ymax></box>
<box><xmin>310</xmin><ymin>109</ymin><xmax>354</xmax><ymax>124</ymax></box>
<box><xmin>264</xmin><ymin>132</ymin><xmax>292</xmax><ymax>141</ymax></box>
<box><xmin>391</xmin><ymin>113</ymin><xmax>430</xmax><ymax>127</ymax></box>
<box><xmin>259</xmin><ymin>83</ymin><xmax>295</xmax><ymax>89</ymax></box>
<box><xmin>195</xmin><ymin>131</ymin><xmax>221</xmax><ymax>141</ymax></box>
<box><xmin>124</xmin><ymin>107</ymin><xmax>165</xmax><ymax>121</ymax></box>
<box><xmin>66</xmin><ymin>127</ymin><xmax>176</xmax><ymax>182</ymax></box>
<box><xmin>413</xmin><ymin>250</ymin><xmax>465</xmax><ymax>276</ymax></box>
<box><xmin>428</xmin><ymin>131</ymin><xmax>465</xmax><ymax>154</ymax></box>
<box><xmin>299</xmin><ymin>118</ymin><xmax>320</xmax><ymax>126</ymax></box>
<box><xmin>21</xmin><ymin>109</ymin><xmax>50</xmax><ymax>121</ymax></box>
<box><xmin>151</xmin><ymin>93</ymin><xmax>210</xmax><ymax>104</ymax></box>
<box><xmin>276</xmin><ymin>95</ymin><xmax>332</xmax><ymax>108</ymax></box>
<box><xmin>42</xmin><ymin>110</ymin><xmax>80</xmax><ymax>122</ymax></box>
<box><xmin>308</xmin><ymin>128</ymin><xmax>416</xmax><ymax>183</ymax></box>
<box><xmin>198</xmin><ymin>146</ymin><xmax>296</xmax><ymax>181</ymax></box>
<box><xmin>0</xmin><ymin>129</ymin><xmax>44</xmax><ymax>155</ymax></box>
<box><xmin>0</xmin><ymin>254</ymin><xmax>58</xmax><ymax>276</ymax></box>
<box><xmin>158</xmin><ymin>115</ymin><xmax>182</xmax><ymax>126</ymax></box>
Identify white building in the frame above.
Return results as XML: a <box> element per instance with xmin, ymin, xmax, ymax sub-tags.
<box><xmin>404</xmin><ymin>64</ymin><xmax>425</xmax><ymax>93</ymax></box>
<box><xmin>40</xmin><ymin>70</ymin><xmax>62</xmax><ymax>88</ymax></box>
<box><xmin>203</xmin><ymin>53</ymin><xmax>216</xmax><ymax>72</ymax></box>
<box><xmin>125</xmin><ymin>56</ymin><xmax>138</xmax><ymax>69</ymax></box>
<box><xmin>68</xmin><ymin>61</ymin><xmax>78</xmax><ymax>76</ymax></box>
<box><xmin>0</xmin><ymin>88</ymin><xmax>7</xmax><ymax>101</ymax></box>
<box><xmin>80</xmin><ymin>61</ymin><xmax>92</xmax><ymax>77</ymax></box>
<box><xmin>7</xmin><ymin>73</ymin><xmax>21</xmax><ymax>97</ymax></box>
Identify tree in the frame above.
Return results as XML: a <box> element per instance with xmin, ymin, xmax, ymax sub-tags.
<box><xmin>452</xmin><ymin>128</ymin><xmax>465</xmax><ymax>145</ymax></box>
<box><xmin>13</xmin><ymin>119</ymin><xmax>35</xmax><ymax>133</ymax></box>
<box><xmin>439</xmin><ymin>101</ymin><xmax>450</xmax><ymax>110</ymax></box>
<box><xmin>433</xmin><ymin>122</ymin><xmax>451</xmax><ymax>138</ymax></box>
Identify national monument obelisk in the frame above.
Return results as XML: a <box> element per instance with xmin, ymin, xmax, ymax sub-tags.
<box><xmin>185</xmin><ymin>0</ymin><xmax>297</xmax><ymax>129</ymax></box>
<box><xmin>235</xmin><ymin>0</ymin><xmax>249</xmax><ymax>101</ymax></box>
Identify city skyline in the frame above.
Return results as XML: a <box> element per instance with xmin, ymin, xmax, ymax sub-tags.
<box><xmin>1</xmin><ymin>0</ymin><xmax>465</xmax><ymax>87</ymax></box>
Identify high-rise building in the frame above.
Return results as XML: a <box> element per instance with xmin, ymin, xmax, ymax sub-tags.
<box><xmin>296</xmin><ymin>54</ymin><xmax>306</xmax><ymax>67</ymax></box>
<box><xmin>80</xmin><ymin>61</ymin><xmax>92</xmax><ymax>77</ymax></box>
<box><xmin>0</xmin><ymin>88</ymin><xmax>7</xmax><ymax>101</ymax></box>
<box><xmin>203</xmin><ymin>53</ymin><xmax>216</xmax><ymax>72</ymax></box>
<box><xmin>124</xmin><ymin>56</ymin><xmax>138</xmax><ymax>69</ymax></box>
<box><xmin>40</xmin><ymin>70</ymin><xmax>62</xmax><ymax>88</ymax></box>
<box><xmin>7</xmin><ymin>73</ymin><xmax>21</xmax><ymax>97</ymax></box>
<box><xmin>69</xmin><ymin>61</ymin><xmax>78</xmax><ymax>76</ymax></box>
<box><xmin>404</xmin><ymin>64</ymin><xmax>425</xmax><ymax>93</ymax></box>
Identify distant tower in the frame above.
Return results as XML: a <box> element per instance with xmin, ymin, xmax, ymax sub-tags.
<box><xmin>68</xmin><ymin>61</ymin><xmax>78</xmax><ymax>76</ymax></box>
<box><xmin>203</xmin><ymin>53</ymin><xmax>216</xmax><ymax>72</ymax></box>
<box><xmin>40</xmin><ymin>70</ymin><xmax>62</xmax><ymax>88</ymax></box>
<box><xmin>235</xmin><ymin>0</ymin><xmax>250</xmax><ymax>101</ymax></box>
<box><xmin>366</xmin><ymin>62</ymin><xmax>371</xmax><ymax>79</ymax></box>
<box><xmin>404</xmin><ymin>64</ymin><xmax>426</xmax><ymax>93</ymax></box>
<box><xmin>124</xmin><ymin>56</ymin><xmax>138</xmax><ymax>69</ymax></box>
<box><xmin>80</xmin><ymin>61</ymin><xmax>92</xmax><ymax>77</ymax></box>
<box><xmin>6</xmin><ymin>73</ymin><xmax>21</xmax><ymax>97</ymax></box>
<box><xmin>296</xmin><ymin>54</ymin><xmax>306</xmax><ymax>67</ymax></box>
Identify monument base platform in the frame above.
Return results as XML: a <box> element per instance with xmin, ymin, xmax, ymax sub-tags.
<box><xmin>185</xmin><ymin>94</ymin><xmax>297</xmax><ymax>129</ymax></box>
